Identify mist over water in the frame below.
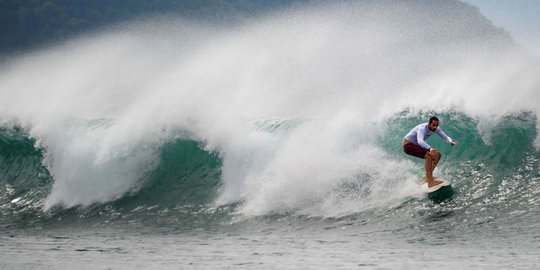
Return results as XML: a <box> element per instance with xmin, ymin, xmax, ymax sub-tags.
<box><xmin>0</xmin><ymin>1</ymin><xmax>538</xmax><ymax>218</ymax></box>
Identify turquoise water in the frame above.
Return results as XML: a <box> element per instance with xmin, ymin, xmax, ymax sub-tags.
<box><xmin>1</xmin><ymin>113</ymin><xmax>538</xmax><ymax>269</ymax></box>
<box><xmin>1</xmin><ymin>1</ymin><xmax>539</xmax><ymax>269</ymax></box>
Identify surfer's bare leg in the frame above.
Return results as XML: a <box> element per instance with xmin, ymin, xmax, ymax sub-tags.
<box><xmin>431</xmin><ymin>150</ymin><xmax>441</xmax><ymax>169</ymax></box>
<box><xmin>425</xmin><ymin>150</ymin><xmax>443</xmax><ymax>187</ymax></box>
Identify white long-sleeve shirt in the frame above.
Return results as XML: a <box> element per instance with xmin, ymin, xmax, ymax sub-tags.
<box><xmin>404</xmin><ymin>123</ymin><xmax>453</xmax><ymax>150</ymax></box>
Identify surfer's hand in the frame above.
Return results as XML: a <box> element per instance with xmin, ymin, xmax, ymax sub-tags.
<box><xmin>450</xmin><ymin>141</ymin><xmax>457</xmax><ymax>146</ymax></box>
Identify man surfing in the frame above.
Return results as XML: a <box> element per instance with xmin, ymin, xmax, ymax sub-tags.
<box><xmin>403</xmin><ymin>116</ymin><xmax>457</xmax><ymax>187</ymax></box>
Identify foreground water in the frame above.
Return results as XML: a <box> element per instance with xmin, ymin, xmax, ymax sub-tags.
<box><xmin>2</xmin><ymin>203</ymin><xmax>538</xmax><ymax>270</ymax></box>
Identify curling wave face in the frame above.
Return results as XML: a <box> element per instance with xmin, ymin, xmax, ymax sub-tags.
<box><xmin>0</xmin><ymin>1</ymin><xmax>539</xmax><ymax>226</ymax></box>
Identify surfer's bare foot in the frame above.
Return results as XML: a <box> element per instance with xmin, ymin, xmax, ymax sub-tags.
<box><xmin>427</xmin><ymin>179</ymin><xmax>443</xmax><ymax>188</ymax></box>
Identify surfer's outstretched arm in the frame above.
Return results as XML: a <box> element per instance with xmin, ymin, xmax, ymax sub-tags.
<box><xmin>435</xmin><ymin>127</ymin><xmax>457</xmax><ymax>146</ymax></box>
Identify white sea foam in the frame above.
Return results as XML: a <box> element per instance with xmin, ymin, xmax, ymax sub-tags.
<box><xmin>0</xmin><ymin>1</ymin><xmax>538</xmax><ymax>214</ymax></box>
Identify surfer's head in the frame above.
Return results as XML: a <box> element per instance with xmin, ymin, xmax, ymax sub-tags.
<box><xmin>428</xmin><ymin>116</ymin><xmax>439</xmax><ymax>132</ymax></box>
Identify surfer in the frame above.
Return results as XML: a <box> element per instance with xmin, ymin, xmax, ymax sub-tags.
<box><xmin>403</xmin><ymin>116</ymin><xmax>457</xmax><ymax>187</ymax></box>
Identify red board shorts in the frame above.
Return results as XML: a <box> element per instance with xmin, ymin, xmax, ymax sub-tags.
<box><xmin>403</xmin><ymin>143</ymin><xmax>428</xmax><ymax>159</ymax></box>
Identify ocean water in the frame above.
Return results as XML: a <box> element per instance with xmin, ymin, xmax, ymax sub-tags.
<box><xmin>1</xmin><ymin>1</ymin><xmax>539</xmax><ymax>269</ymax></box>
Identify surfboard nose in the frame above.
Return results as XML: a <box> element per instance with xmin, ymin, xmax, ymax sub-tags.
<box><xmin>421</xmin><ymin>179</ymin><xmax>454</xmax><ymax>203</ymax></box>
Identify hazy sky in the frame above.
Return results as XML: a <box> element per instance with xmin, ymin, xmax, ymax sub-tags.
<box><xmin>464</xmin><ymin>0</ymin><xmax>540</xmax><ymax>56</ymax></box>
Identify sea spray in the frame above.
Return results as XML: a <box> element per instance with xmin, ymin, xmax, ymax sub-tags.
<box><xmin>0</xmin><ymin>1</ymin><xmax>538</xmax><ymax>217</ymax></box>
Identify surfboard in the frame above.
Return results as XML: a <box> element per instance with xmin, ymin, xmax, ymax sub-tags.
<box><xmin>421</xmin><ymin>178</ymin><xmax>454</xmax><ymax>203</ymax></box>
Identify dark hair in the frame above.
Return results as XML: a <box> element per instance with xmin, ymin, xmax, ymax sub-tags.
<box><xmin>429</xmin><ymin>116</ymin><xmax>439</xmax><ymax>124</ymax></box>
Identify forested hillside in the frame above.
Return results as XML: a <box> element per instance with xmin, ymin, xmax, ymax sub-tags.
<box><xmin>0</xmin><ymin>0</ymin><xmax>310</xmax><ymax>53</ymax></box>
